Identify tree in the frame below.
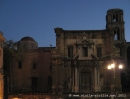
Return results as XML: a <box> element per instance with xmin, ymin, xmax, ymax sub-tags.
<box><xmin>3</xmin><ymin>40</ymin><xmax>25</xmax><ymax>96</ymax></box>
<box><xmin>3</xmin><ymin>40</ymin><xmax>25</xmax><ymax>71</ymax></box>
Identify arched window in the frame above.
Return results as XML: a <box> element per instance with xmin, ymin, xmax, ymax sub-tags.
<box><xmin>18</xmin><ymin>61</ymin><xmax>22</xmax><ymax>69</ymax></box>
<box><xmin>114</xmin><ymin>28</ymin><xmax>120</xmax><ymax>40</ymax></box>
<box><xmin>68</xmin><ymin>46</ymin><xmax>73</xmax><ymax>58</ymax></box>
<box><xmin>82</xmin><ymin>47</ymin><xmax>88</xmax><ymax>57</ymax></box>
<box><xmin>113</xmin><ymin>14</ymin><xmax>118</xmax><ymax>22</ymax></box>
<box><xmin>113</xmin><ymin>15</ymin><xmax>116</xmax><ymax>22</ymax></box>
<box><xmin>116</xmin><ymin>14</ymin><xmax>118</xmax><ymax>22</ymax></box>
<box><xmin>33</xmin><ymin>63</ymin><xmax>36</xmax><ymax>70</ymax></box>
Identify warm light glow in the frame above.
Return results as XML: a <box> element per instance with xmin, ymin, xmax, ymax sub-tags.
<box><xmin>119</xmin><ymin>64</ymin><xmax>123</xmax><ymax>69</ymax></box>
<box><xmin>108</xmin><ymin>65</ymin><xmax>111</xmax><ymax>69</ymax></box>
<box><xmin>111</xmin><ymin>63</ymin><xmax>115</xmax><ymax>68</ymax></box>
<box><xmin>13</xmin><ymin>98</ymin><xmax>19</xmax><ymax>99</ymax></box>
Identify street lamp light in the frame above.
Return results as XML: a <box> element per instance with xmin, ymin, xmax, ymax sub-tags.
<box><xmin>111</xmin><ymin>63</ymin><xmax>115</xmax><ymax>68</ymax></box>
<box><xmin>107</xmin><ymin>63</ymin><xmax>123</xmax><ymax>70</ymax></box>
<box><xmin>108</xmin><ymin>65</ymin><xmax>112</xmax><ymax>69</ymax></box>
<box><xmin>107</xmin><ymin>61</ymin><xmax>123</xmax><ymax>93</ymax></box>
<box><xmin>119</xmin><ymin>64</ymin><xmax>123</xmax><ymax>69</ymax></box>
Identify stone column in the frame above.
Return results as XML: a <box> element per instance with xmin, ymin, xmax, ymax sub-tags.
<box><xmin>94</xmin><ymin>66</ymin><xmax>101</xmax><ymax>92</ymax></box>
<box><xmin>71</xmin><ymin>67</ymin><xmax>75</xmax><ymax>92</ymax></box>
<box><xmin>74</xmin><ymin>66</ymin><xmax>78</xmax><ymax>93</ymax></box>
<box><xmin>94</xmin><ymin>67</ymin><xmax>97</xmax><ymax>92</ymax></box>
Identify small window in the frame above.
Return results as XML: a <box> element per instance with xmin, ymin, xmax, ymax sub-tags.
<box><xmin>114</xmin><ymin>29</ymin><xmax>120</xmax><ymax>40</ymax></box>
<box><xmin>33</xmin><ymin>63</ymin><xmax>36</xmax><ymax>70</ymax></box>
<box><xmin>97</xmin><ymin>47</ymin><xmax>102</xmax><ymax>57</ymax></box>
<box><xmin>116</xmin><ymin>14</ymin><xmax>118</xmax><ymax>22</ymax></box>
<box><xmin>82</xmin><ymin>47</ymin><xmax>88</xmax><ymax>57</ymax></box>
<box><xmin>113</xmin><ymin>15</ymin><xmax>116</xmax><ymax>22</ymax></box>
<box><xmin>113</xmin><ymin>14</ymin><xmax>118</xmax><ymax>22</ymax></box>
<box><xmin>68</xmin><ymin>47</ymin><xmax>73</xmax><ymax>58</ymax></box>
<box><xmin>18</xmin><ymin>61</ymin><xmax>22</xmax><ymax>69</ymax></box>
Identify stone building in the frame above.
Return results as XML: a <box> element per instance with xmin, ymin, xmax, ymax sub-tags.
<box><xmin>0</xmin><ymin>32</ymin><xmax>5</xmax><ymax>99</ymax></box>
<box><xmin>51</xmin><ymin>8</ymin><xmax>127</xmax><ymax>94</ymax></box>
<box><xmin>6</xmin><ymin>9</ymin><xmax>130</xmax><ymax>99</ymax></box>
<box><xmin>9</xmin><ymin>36</ymin><xmax>54</xmax><ymax>93</ymax></box>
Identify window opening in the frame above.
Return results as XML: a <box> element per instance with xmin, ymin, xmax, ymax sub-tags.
<box><xmin>97</xmin><ymin>47</ymin><xmax>102</xmax><ymax>57</ymax></box>
<box><xmin>18</xmin><ymin>61</ymin><xmax>22</xmax><ymax>69</ymax></box>
<box><xmin>82</xmin><ymin>47</ymin><xmax>88</xmax><ymax>57</ymax></box>
<box><xmin>68</xmin><ymin>47</ymin><xmax>73</xmax><ymax>58</ymax></box>
<box><xmin>113</xmin><ymin>14</ymin><xmax>118</xmax><ymax>22</ymax></box>
<box><xmin>114</xmin><ymin>29</ymin><xmax>120</xmax><ymax>40</ymax></box>
<box><xmin>116</xmin><ymin>14</ymin><xmax>118</xmax><ymax>22</ymax></box>
<box><xmin>113</xmin><ymin>15</ymin><xmax>116</xmax><ymax>22</ymax></box>
<box><xmin>48</xmin><ymin>76</ymin><xmax>52</xmax><ymax>92</ymax></box>
<box><xmin>32</xmin><ymin>77</ymin><xmax>37</xmax><ymax>92</ymax></box>
<box><xmin>33</xmin><ymin>63</ymin><xmax>36</xmax><ymax>70</ymax></box>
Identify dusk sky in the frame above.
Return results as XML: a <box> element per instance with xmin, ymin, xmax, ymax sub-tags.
<box><xmin>0</xmin><ymin>0</ymin><xmax>130</xmax><ymax>47</ymax></box>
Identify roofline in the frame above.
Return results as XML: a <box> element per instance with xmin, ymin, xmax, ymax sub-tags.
<box><xmin>54</xmin><ymin>27</ymin><xmax>107</xmax><ymax>33</ymax></box>
<box><xmin>63</xmin><ymin>29</ymin><xmax>107</xmax><ymax>32</ymax></box>
<box><xmin>38</xmin><ymin>47</ymin><xmax>56</xmax><ymax>49</ymax></box>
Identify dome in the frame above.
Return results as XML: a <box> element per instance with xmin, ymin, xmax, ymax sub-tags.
<box><xmin>20</xmin><ymin>36</ymin><xmax>35</xmax><ymax>42</ymax></box>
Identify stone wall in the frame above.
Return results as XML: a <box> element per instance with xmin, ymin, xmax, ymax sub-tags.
<box><xmin>10</xmin><ymin>48</ymin><xmax>53</xmax><ymax>93</ymax></box>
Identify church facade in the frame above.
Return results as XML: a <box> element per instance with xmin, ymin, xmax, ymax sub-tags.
<box><xmin>51</xmin><ymin>8</ymin><xmax>127</xmax><ymax>94</ymax></box>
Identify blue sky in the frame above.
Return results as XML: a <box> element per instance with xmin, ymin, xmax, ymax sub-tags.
<box><xmin>0</xmin><ymin>0</ymin><xmax>130</xmax><ymax>47</ymax></box>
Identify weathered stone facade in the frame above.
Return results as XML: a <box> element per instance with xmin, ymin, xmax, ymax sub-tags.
<box><xmin>9</xmin><ymin>37</ymin><xmax>54</xmax><ymax>93</ymax></box>
<box><xmin>51</xmin><ymin>8</ymin><xmax>127</xmax><ymax>94</ymax></box>
<box><xmin>7</xmin><ymin>8</ymin><xmax>130</xmax><ymax>99</ymax></box>
<box><xmin>0</xmin><ymin>32</ymin><xmax>5</xmax><ymax>99</ymax></box>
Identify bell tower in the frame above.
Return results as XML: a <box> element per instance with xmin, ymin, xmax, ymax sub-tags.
<box><xmin>0</xmin><ymin>32</ymin><xmax>5</xmax><ymax>99</ymax></box>
<box><xmin>106</xmin><ymin>8</ymin><xmax>125</xmax><ymax>41</ymax></box>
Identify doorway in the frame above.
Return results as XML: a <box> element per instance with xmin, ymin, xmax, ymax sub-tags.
<box><xmin>31</xmin><ymin>77</ymin><xmax>37</xmax><ymax>93</ymax></box>
<box><xmin>80</xmin><ymin>72</ymin><xmax>91</xmax><ymax>93</ymax></box>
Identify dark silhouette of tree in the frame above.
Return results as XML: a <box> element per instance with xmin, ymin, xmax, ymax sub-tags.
<box><xmin>3</xmin><ymin>40</ymin><xmax>25</xmax><ymax>98</ymax></box>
